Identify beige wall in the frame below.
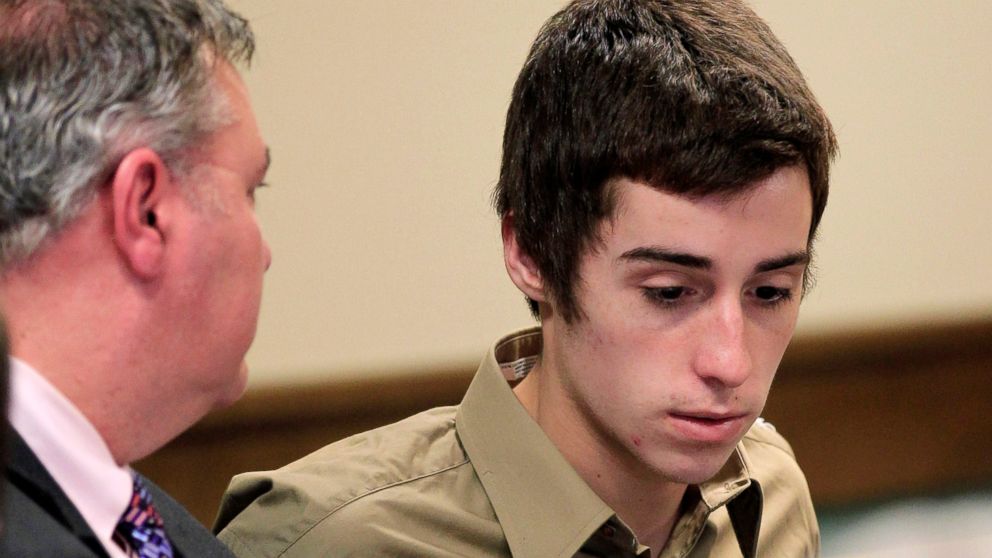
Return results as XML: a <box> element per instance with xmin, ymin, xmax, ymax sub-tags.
<box><xmin>227</xmin><ymin>1</ymin><xmax>992</xmax><ymax>386</ymax></box>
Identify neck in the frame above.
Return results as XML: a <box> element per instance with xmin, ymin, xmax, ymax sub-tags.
<box><xmin>0</xmin><ymin>234</ymin><xmax>194</xmax><ymax>465</ymax></box>
<box><xmin>514</xmin><ymin>362</ymin><xmax>687</xmax><ymax>554</ymax></box>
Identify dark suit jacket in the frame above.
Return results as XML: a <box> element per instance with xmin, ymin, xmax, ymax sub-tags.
<box><xmin>1</xmin><ymin>427</ymin><xmax>235</xmax><ymax>558</ymax></box>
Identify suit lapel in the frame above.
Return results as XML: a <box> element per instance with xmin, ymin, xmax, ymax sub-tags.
<box><xmin>4</xmin><ymin>426</ymin><xmax>233</xmax><ymax>558</ymax></box>
<box><xmin>4</xmin><ymin>426</ymin><xmax>109</xmax><ymax>557</ymax></box>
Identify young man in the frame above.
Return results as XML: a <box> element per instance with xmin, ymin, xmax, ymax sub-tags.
<box><xmin>0</xmin><ymin>1</ymin><xmax>270</xmax><ymax>556</ymax></box>
<box><xmin>216</xmin><ymin>1</ymin><xmax>835</xmax><ymax>556</ymax></box>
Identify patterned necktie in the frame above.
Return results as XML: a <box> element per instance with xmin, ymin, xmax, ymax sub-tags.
<box><xmin>113</xmin><ymin>474</ymin><xmax>175</xmax><ymax>558</ymax></box>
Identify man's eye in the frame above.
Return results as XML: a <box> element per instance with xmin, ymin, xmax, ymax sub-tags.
<box><xmin>754</xmin><ymin>286</ymin><xmax>792</xmax><ymax>305</ymax></box>
<box><xmin>644</xmin><ymin>286</ymin><xmax>688</xmax><ymax>305</ymax></box>
<box><xmin>250</xmin><ymin>181</ymin><xmax>269</xmax><ymax>201</ymax></box>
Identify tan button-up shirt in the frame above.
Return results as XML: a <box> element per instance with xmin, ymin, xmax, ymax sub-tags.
<box><xmin>216</xmin><ymin>328</ymin><xmax>819</xmax><ymax>557</ymax></box>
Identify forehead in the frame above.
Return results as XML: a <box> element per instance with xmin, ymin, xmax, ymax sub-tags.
<box><xmin>595</xmin><ymin>166</ymin><xmax>813</xmax><ymax>263</ymax></box>
<box><xmin>189</xmin><ymin>60</ymin><xmax>265</xmax><ymax>173</ymax></box>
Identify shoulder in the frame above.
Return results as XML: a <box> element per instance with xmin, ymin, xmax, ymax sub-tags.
<box><xmin>739</xmin><ymin>419</ymin><xmax>820</xmax><ymax>555</ymax></box>
<box><xmin>216</xmin><ymin>406</ymin><xmax>497</xmax><ymax>558</ymax></box>
<box><xmin>740</xmin><ymin>417</ymin><xmax>798</xmax><ymax>460</ymax></box>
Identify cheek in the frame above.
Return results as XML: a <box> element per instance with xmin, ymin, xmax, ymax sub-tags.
<box><xmin>247</xmin><ymin>221</ymin><xmax>268</xmax><ymax>272</ymax></box>
<box><xmin>226</xmin><ymin>214</ymin><xmax>267</xmax><ymax>273</ymax></box>
<box><xmin>570</xmin><ymin>325</ymin><xmax>673</xmax><ymax>408</ymax></box>
<box><xmin>752</xmin><ymin>318</ymin><xmax>796</xmax><ymax>368</ymax></box>
<box><xmin>204</xmin><ymin>220</ymin><xmax>266</xmax><ymax>323</ymax></box>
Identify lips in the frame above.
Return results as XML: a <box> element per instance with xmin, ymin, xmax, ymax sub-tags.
<box><xmin>668</xmin><ymin>411</ymin><xmax>749</xmax><ymax>443</ymax></box>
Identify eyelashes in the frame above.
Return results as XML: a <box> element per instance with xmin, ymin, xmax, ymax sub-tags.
<box><xmin>754</xmin><ymin>286</ymin><xmax>793</xmax><ymax>306</ymax></box>
<box><xmin>248</xmin><ymin>182</ymin><xmax>269</xmax><ymax>203</ymax></box>
<box><xmin>641</xmin><ymin>285</ymin><xmax>793</xmax><ymax>308</ymax></box>
<box><xmin>643</xmin><ymin>286</ymin><xmax>692</xmax><ymax>305</ymax></box>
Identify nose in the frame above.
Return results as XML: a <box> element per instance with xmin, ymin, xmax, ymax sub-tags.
<box><xmin>693</xmin><ymin>298</ymin><xmax>751</xmax><ymax>388</ymax></box>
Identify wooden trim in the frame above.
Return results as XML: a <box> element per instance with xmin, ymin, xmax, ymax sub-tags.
<box><xmin>764</xmin><ymin>318</ymin><xmax>992</xmax><ymax>507</ymax></box>
<box><xmin>136</xmin><ymin>317</ymin><xmax>992</xmax><ymax>525</ymax></box>
<box><xmin>194</xmin><ymin>366</ymin><xmax>474</xmax><ymax>432</ymax></box>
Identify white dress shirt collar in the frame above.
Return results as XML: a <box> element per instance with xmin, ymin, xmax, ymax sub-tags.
<box><xmin>8</xmin><ymin>356</ymin><xmax>133</xmax><ymax>558</ymax></box>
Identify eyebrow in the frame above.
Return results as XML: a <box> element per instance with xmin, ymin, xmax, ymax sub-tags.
<box><xmin>619</xmin><ymin>246</ymin><xmax>810</xmax><ymax>274</ymax></box>
<box><xmin>620</xmin><ymin>247</ymin><xmax>712</xmax><ymax>269</ymax></box>
<box><xmin>754</xmin><ymin>251</ymin><xmax>810</xmax><ymax>273</ymax></box>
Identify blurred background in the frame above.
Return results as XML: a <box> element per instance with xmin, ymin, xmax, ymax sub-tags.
<box><xmin>137</xmin><ymin>2</ymin><xmax>992</xmax><ymax>556</ymax></box>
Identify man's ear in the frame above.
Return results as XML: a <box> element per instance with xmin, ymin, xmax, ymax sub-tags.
<box><xmin>110</xmin><ymin>148</ymin><xmax>174</xmax><ymax>279</ymax></box>
<box><xmin>502</xmin><ymin>215</ymin><xmax>547</xmax><ymax>303</ymax></box>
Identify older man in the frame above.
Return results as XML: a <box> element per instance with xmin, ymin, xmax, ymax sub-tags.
<box><xmin>0</xmin><ymin>1</ymin><xmax>270</xmax><ymax>556</ymax></box>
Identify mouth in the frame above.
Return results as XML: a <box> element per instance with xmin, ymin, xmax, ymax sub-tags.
<box><xmin>668</xmin><ymin>411</ymin><xmax>749</xmax><ymax>443</ymax></box>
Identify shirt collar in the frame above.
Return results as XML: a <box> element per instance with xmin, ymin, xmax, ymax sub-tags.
<box><xmin>8</xmin><ymin>357</ymin><xmax>133</xmax><ymax>558</ymax></box>
<box><xmin>456</xmin><ymin>327</ymin><xmax>761</xmax><ymax>558</ymax></box>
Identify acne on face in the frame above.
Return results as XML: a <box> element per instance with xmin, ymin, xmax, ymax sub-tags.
<box><xmin>542</xmin><ymin>165</ymin><xmax>814</xmax><ymax>485</ymax></box>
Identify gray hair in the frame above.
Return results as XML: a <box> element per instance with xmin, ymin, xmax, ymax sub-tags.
<box><xmin>0</xmin><ymin>0</ymin><xmax>254</xmax><ymax>265</ymax></box>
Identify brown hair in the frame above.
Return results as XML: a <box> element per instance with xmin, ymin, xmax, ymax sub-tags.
<box><xmin>494</xmin><ymin>0</ymin><xmax>837</xmax><ymax>321</ymax></box>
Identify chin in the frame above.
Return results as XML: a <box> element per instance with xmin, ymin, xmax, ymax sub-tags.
<box><xmin>646</xmin><ymin>445</ymin><xmax>739</xmax><ymax>485</ymax></box>
<box><xmin>670</xmin><ymin>464</ymin><xmax>729</xmax><ymax>485</ymax></box>
<box><xmin>656</xmin><ymin>462</ymin><xmax>724</xmax><ymax>485</ymax></box>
